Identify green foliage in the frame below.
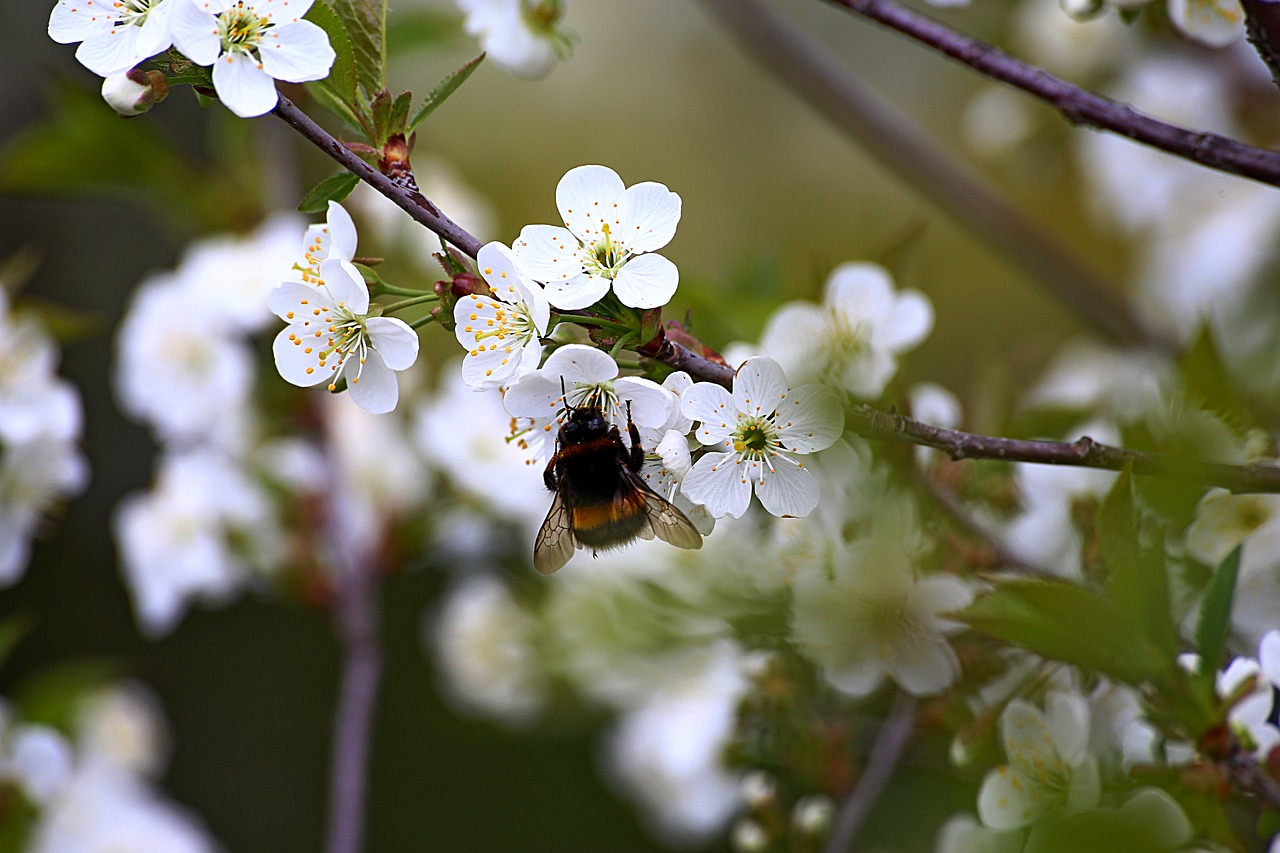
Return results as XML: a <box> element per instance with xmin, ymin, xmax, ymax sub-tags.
<box><xmin>407</xmin><ymin>54</ymin><xmax>486</xmax><ymax>134</ymax></box>
<box><xmin>958</xmin><ymin>577</ymin><xmax>1175</xmax><ymax>686</ymax></box>
<box><xmin>1096</xmin><ymin>469</ymin><xmax>1177</xmax><ymax>661</ymax></box>
<box><xmin>1179</xmin><ymin>326</ymin><xmax>1257</xmax><ymax>433</ymax></box>
<box><xmin>330</xmin><ymin>0</ymin><xmax>387</xmax><ymax>96</ymax></box>
<box><xmin>1192</xmin><ymin>544</ymin><xmax>1240</xmax><ymax>698</ymax></box>
<box><xmin>306</xmin><ymin>1</ymin><xmax>358</xmax><ymax>105</ymax></box>
<box><xmin>298</xmin><ymin>171</ymin><xmax>361</xmax><ymax>213</ymax></box>
<box><xmin>0</xmin><ymin>789</ymin><xmax>37</xmax><ymax>853</ymax></box>
<box><xmin>0</xmin><ymin>81</ymin><xmax>256</xmax><ymax>231</ymax></box>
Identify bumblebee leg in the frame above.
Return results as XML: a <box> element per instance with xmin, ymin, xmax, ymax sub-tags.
<box><xmin>624</xmin><ymin>402</ymin><xmax>644</xmax><ymax>473</ymax></box>
<box><xmin>543</xmin><ymin>452</ymin><xmax>558</xmax><ymax>492</ymax></box>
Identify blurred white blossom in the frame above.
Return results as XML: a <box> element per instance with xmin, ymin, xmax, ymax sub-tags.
<box><xmin>455</xmin><ymin>0</ymin><xmax>568</xmax><ymax>79</ymax></box>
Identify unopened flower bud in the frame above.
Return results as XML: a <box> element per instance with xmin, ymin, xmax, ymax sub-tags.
<box><xmin>740</xmin><ymin>770</ymin><xmax>777</xmax><ymax>809</ymax></box>
<box><xmin>731</xmin><ymin>819</ymin><xmax>769</xmax><ymax>852</ymax></box>
<box><xmin>101</xmin><ymin>69</ymin><xmax>168</xmax><ymax>117</ymax></box>
<box><xmin>792</xmin><ymin>795</ymin><xmax>835</xmax><ymax>836</ymax></box>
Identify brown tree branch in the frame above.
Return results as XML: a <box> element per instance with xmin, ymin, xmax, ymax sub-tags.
<box><xmin>1241</xmin><ymin>0</ymin><xmax>1280</xmax><ymax>92</ymax></box>
<box><xmin>700</xmin><ymin>0</ymin><xmax>1168</xmax><ymax>352</ymax></box>
<box><xmin>821</xmin><ymin>0</ymin><xmax>1280</xmax><ymax>188</ymax></box>
<box><xmin>823</xmin><ymin>692</ymin><xmax>917</xmax><ymax>853</ymax></box>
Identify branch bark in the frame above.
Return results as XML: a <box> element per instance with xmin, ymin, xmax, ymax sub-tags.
<box><xmin>700</xmin><ymin>0</ymin><xmax>1167</xmax><ymax>352</ymax></box>
<box><xmin>822</xmin><ymin>0</ymin><xmax>1280</xmax><ymax>188</ymax></box>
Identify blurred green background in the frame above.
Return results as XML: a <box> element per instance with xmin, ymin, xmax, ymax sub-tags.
<box><xmin>0</xmin><ymin>0</ymin><xmax>1135</xmax><ymax>848</ymax></box>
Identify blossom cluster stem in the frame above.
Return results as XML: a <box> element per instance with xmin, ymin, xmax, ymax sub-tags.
<box><xmin>380</xmin><ymin>294</ymin><xmax>439</xmax><ymax>313</ymax></box>
<box><xmin>698</xmin><ymin>0</ymin><xmax>1168</xmax><ymax>352</ymax></box>
<box><xmin>823</xmin><ymin>692</ymin><xmax>917</xmax><ymax>853</ymax></box>
<box><xmin>818</xmin><ymin>0</ymin><xmax>1280</xmax><ymax>189</ymax></box>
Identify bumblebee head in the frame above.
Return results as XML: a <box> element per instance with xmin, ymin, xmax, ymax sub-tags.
<box><xmin>561</xmin><ymin>404</ymin><xmax>608</xmax><ymax>444</ymax></box>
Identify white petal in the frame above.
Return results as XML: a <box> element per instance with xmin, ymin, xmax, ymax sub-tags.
<box><xmin>544</xmin><ymin>272</ymin><xmax>609</xmax><ymax>310</ymax></box>
<box><xmin>325</xmin><ymin>201</ymin><xmax>358</xmax><ymax>261</ymax></box>
<box><xmin>366</xmin><ymin>317</ymin><xmax>419</xmax><ymax>371</ymax></box>
<box><xmin>260</xmin><ymin>20</ymin><xmax>336</xmax><ymax>82</ymax></box>
<box><xmin>346</xmin><ymin>351</ymin><xmax>399</xmax><ymax>413</ymax></box>
<box><xmin>733</xmin><ymin>357</ymin><xmax>789</xmax><ymax>417</ymax></box>
<box><xmin>825</xmin><ymin>660</ymin><xmax>887</xmax><ymax>697</ymax></box>
<box><xmin>462</xmin><ymin>346</ymin><xmax>513</xmax><ymax>390</ymax></box>
<box><xmin>556</xmin><ymin>165</ymin><xmax>625</xmax><ymax>243</ymax></box>
<box><xmin>212</xmin><ymin>51</ymin><xmax>280</xmax><ymax>117</ymax></box>
<box><xmin>615</xmin><ymin>181</ymin><xmax>681</xmax><ymax>254</ymax></box>
<box><xmin>612</xmin><ymin>253</ymin><xmax>679</xmax><ymax>309</ymax></box>
<box><xmin>502</xmin><ymin>374</ymin><xmax>562</xmax><ymax>418</ymax></box>
<box><xmin>319</xmin><ymin>258</ymin><xmax>369</xmax><ymax>314</ymax></box>
<box><xmin>614</xmin><ymin>377</ymin><xmax>675</xmax><ymax>428</ymax></box>
<box><xmin>889</xmin><ymin>637</ymin><xmax>960</xmax><ymax>696</ymax></box>
<box><xmin>169</xmin><ymin>0</ymin><xmax>223</xmax><ymax>65</ymax></box>
<box><xmin>977</xmin><ymin>767</ymin><xmax>1046</xmax><ymax>830</ymax></box>
<box><xmin>256</xmin><ymin>0</ymin><xmax>317</xmax><ymax>22</ymax></box>
<box><xmin>775</xmin><ymin>383</ymin><xmax>844</xmax><ymax>453</ymax></box>
<box><xmin>1001</xmin><ymin>702</ymin><xmax>1061</xmax><ymax>773</ymax></box>
<box><xmin>826</xmin><ymin>262</ymin><xmax>894</xmax><ymax>322</ymax></box>
<box><xmin>681</xmin><ymin>382</ymin><xmax>736</xmax><ymax>445</ymax></box>
<box><xmin>1168</xmin><ymin>0</ymin><xmax>1244</xmax><ymax>47</ymax></box>
<box><xmin>760</xmin><ymin>302</ymin><xmax>827</xmax><ymax>382</ymax></box>
<box><xmin>49</xmin><ymin>0</ymin><xmax>107</xmax><ymax>43</ymax></box>
<box><xmin>874</xmin><ymin>289</ymin><xmax>934</xmax><ymax>353</ymax></box>
<box><xmin>753</xmin><ymin>457</ymin><xmax>819</xmax><ymax>517</ymax></box>
<box><xmin>681</xmin><ymin>452</ymin><xmax>752</xmax><ymax>518</ymax></box>
<box><xmin>542</xmin><ymin>344</ymin><xmax>618</xmax><ymax>385</ymax></box>
<box><xmin>913</xmin><ymin>576</ymin><xmax>974</xmax><ymax>633</ymax></box>
<box><xmin>272</xmin><ymin>325</ymin><xmax>328</xmax><ymax>387</ymax></box>
<box><xmin>477</xmin><ymin>241</ymin><xmax>526</xmax><ymax>304</ymax></box>
<box><xmin>268</xmin><ymin>280</ymin><xmax>325</xmax><ymax>320</ymax></box>
<box><xmin>74</xmin><ymin>27</ymin><xmax>151</xmax><ymax>77</ymax></box>
<box><xmin>1261</xmin><ymin>630</ymin><xmax>1280</xmax><ymax>687</ymax></box>
<box><xmin>512</xmin><ymin>224</ymin><xmax>581</xmax><ymax>283</ymax></box>
<box><xmin>1045</xmin><ymin>691</ymin><xmax>1091</xmax><ymax>767</ymax></box>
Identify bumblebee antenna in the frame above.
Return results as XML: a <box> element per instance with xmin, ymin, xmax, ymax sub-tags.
<box><xmin>559</xmin><ymin>376</ymin><xmax>573</xmax><ymax>417</ymax></box>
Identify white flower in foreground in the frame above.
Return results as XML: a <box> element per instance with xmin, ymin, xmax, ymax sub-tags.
<box><xmin>977</xmin><ymin>692</ymin><xmax>1101</xmax><ymax>830</ymax></box>
<box><xmin>430</xmin><ymin>574</ymin><xmax>547</xmax><ymax>727</ymax></box>
<box><xmin>761</xmin><ymin>262</ymin><xmax>932</xmax><ymax>398</ymax></box>
<box><xmin>48</xmin><ymin>0</ymin><xmax>173</xmax><ymax>77</ymax></box>
<box><xmin>454</xmin><ymin>242</ymin><xmax>550</xmax><ymax>391</ymax></box>
<box><xmin>1168</xmin><ymin>0</ymin><xmax>1243</xmax><ymax>47</ymax></box>
<box><xmin>170</xmin><ymin>0</ymin><xmax>335</xmax><ymax>118</ymax></box>
<box><xmin>792</xmin><ymin>538</ymin><xmax>973</xmax><ymax>696</ymax></box>
<box><xmin>681</xmin><ymin>357</ymin><xmax>842</xmax><ymax>519</ymax></box>
<box><xmin>513</xmin><ymin>165</ymin><xmax>682</xmax><ymax>309</ymax></box>
<box><xmin>270</xmin><ymin>258</ymin><xmax>419</xmax><ymax>414</ymax></box>
<box><xmin>502</xmin><ymin>343</ymin><xmax>675</xmax><ymax>437</ymax></box>
<box><xmin>455</xmin><ymin>0</ymin><xmax>567</xmax><ymax>79</ymax></box>
<box><xmin>296</xmin><ymin>201</ymin><xmax>357</xmax><ymax>285</ymax></box>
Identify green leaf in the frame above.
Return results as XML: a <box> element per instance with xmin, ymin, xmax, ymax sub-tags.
<box><xmin>1097</xmin><ymin>469</ymin><xmax>1177</xmax><ymax>659</ymax></box>
<box><xmin>305</xmin><ymin>0</ymin><xmax>358</xmax><ymax>104</ymax></box>
<box><xmin>407</xmin><ymin>53</ymin><xmax>485</xmax><ymax>134</ymax></box>
<box><xmin>297</xmin><ymin>171</ymin><xmax>361</xmax><ymax>214</ymax></box>
<box><xmin>368</xmin><ymin>88</ymin><xmax>393</xmax><ymax>146</ymax></box>
<box><xmin>0</xmin><ymin>614</ymin><xmax>31</xmax><ymax>673</ymax></box>
<box><xmin>387</xmin><ymin>90</ymin><xmax>412</xmax><ymax>138</ymax></box>
<box><xmin>0</xmin><ymin>792</ymin><xmax>38</xmax><ymax>853</ymax></box>
<box><xmin>958</xmin><ymin>578</ymin><xmax>1173</xmax><ymax>685</ymax></box>
<box><xmin>330</xmin><ymin>0</ymin><xmax>387</xmax><ymax>95</ymax></box>
<box><xmin>1194</xmin><ymin>544</ymin><xmax>1241</xmax><ymax>688</ymax></box>
<box><xmin>1180</xmin><ymin>325</ymin><xmax>1256</xmax><ymax>432</ymax></box>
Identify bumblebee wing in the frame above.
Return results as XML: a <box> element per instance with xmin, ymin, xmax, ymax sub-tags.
<box><xmin>629</xmin><ymin>472</ymin><xmax>703</xmax><ymax>551</ymax></box>
<box><xmin>534</xmin><ymin>490</ymin><xmax>579</xmax><ymax>575</ymax></box>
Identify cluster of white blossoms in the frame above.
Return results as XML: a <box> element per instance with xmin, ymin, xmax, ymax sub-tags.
<box><xmin>0</xmin><ymin>290</ymin><xmax>88</xmax><ymax>586</ymax></box>
<box><xmin>48</xmin><ymin>0</ymin><xmax>335</xmax><ymax>117</ymax></box>
<box><xmin>2</xmin><ymin>683</ymin><xmax>220</xmax><ymax>852</ymax></box>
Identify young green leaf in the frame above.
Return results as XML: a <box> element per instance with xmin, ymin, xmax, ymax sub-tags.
<box><xmin>407</xmin><ymin>54</ymin><xmax>486</xmax><ymax>134</ymax></box>
<box><xmin>330</xmin><ymin>0</ymin><xmax>387</xmax><ymax>96</ymax></box>
<box><xmin>298</xmin><ymin>171</ymin><xmax>361</xmax><ymax>214</ymax></box>
<box><xmin>1098</xmin><ymin>468</ymin><xmax>1177</xmax><ymax>659</ymax></box>
<box><xmin>388</xmin><ymin>90</ymin><xmax>413</xmax><ymax>139</ymax></box>
<box><xmin>958</xmin><ymin>578</ymin><xmax>1173</xmax><ymax>685</ymax></box>
<box><xmin>1194</xmin><ymin>544</ymin><xmax>1241</xmax><ymax>684</ymax></box>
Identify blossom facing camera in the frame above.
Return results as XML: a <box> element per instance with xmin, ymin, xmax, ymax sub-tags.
<box><xmin>101</xmin><ymin>69</ymin><xmax>169</xmax><ymax>117</ymax></box>
<box><xmin>170</xmin><ymin>0</ymin><xmax>335</xmax><ymax>118</ymax></box>
<box><xmin>680</xmin><ymin>357</ymin><xmax>843</xmax><ymax>519</ymax></box>
<box><xmin>49</xmin><ymin>0</ymin><xmax>174</xmax><ymax>77</ymax></box>
<box><xmin>513</xmin><ymin>165</ymin><xmax>682</xmax><ymax>310</ymax></box>
<box><xmin>269</xmin><ymin>258</ymin><xmax>419</xmax><ymax>414</ymax></box>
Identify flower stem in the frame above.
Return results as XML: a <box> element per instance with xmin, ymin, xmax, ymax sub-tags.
<box><xmin>609</xmin><ymin>331</ymin><xmax>638</xmax><ymax>358</ymax></box>
<box><xmin>374</xmin><ymin>282</ymin><xmax>434</xmax><ymax>297</ymax></box>
<box><xmin>380</xmin><ymin>294</ymin><xmax>439</xmax><ymax>313</ymax></box>
<box><xmin>553</xmin><ymin>313</ymin><xmax>635</xmax><ymax>334</ymax></box>
<box><xmin>410</xmin><ymin>314</ymin><xmax>437</xmax><ymax>330</ymax></box>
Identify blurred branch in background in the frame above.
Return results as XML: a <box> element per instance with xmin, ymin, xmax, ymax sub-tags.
<box><xmin>698</xmin><ymin>0</ymin><xmax>1169</xmax><ymax>352</ymax></box>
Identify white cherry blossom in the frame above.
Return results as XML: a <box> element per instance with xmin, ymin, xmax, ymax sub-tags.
<box><xmin>1168</xmin><ymin>0</ymin><xmax>1243</xmax><ymax>47</ymax></box>
<box><xmin>791</xmin><ymin>538</ymin><xmax>973</xmax><ymax>697</ymax></box>
<box><xmin>680</xmin><ymin>357</ymin><xmax>842</xmax><ymax>519</ymax></box>
<box><xmin>977</xmin><ymin>692</ymin><xmax>1101</xmax><ymax>830</ymax></box>
<box><xmin>454</xmin><ymin>242</ymin><xmax>550</xmax><ymax>391</ymax></box>
<box><xmin>513</xmin><ymin>165</ymin><xmax>682</xmax><ymax>310</ymax></box>
<box><xmin>760</xmin><ymin>262</ymin><xmax>932</xmax><ymax>398</ymax></box>
<box><xmin>269</xmin><ymin>258</ymin><xmax>419</xmax><ymax>414</ymax></box>
<box><xmin>296</xmin><ymin>201</ymin><xmax>357</xmax><ymax>285</ymax></box>
<box><xmin>170</xmin><ymin>0</ymin><xmax>335</xmax><ymax>118</ymax></box>
<box><xmin>49</xmin><ymin>0</ymin><xmax>173</xmax><ymax>77</ymax></box>
<box><xmin>502</xmin><ymin>343</ymin><xmax>675</xmax><ymax>437</ymax></box>
<box><xmin>455</xmin><ymin>0</ymin><xmax>567</xmax><ymax>79</ymax></box>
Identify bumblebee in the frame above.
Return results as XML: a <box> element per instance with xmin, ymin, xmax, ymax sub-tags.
<box><xmin>534</xmin><ymin>399</ymin><xmax>703</xmax><ymax>574</ymax></box>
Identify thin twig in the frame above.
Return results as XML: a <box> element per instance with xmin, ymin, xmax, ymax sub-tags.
<box><xmin>325</xmin><ymin>492</ymin><xmax>383</xmax><ymax>853</ymax></box>
<box><xmin>822</xmin><ymin>0</ymin><xmax>1280</xmax><ymax>189</ymax></box>
<box><xmin>698</xmin><ymin>0</ymin><xmax>1167</xmax><ymax>351</ymax></box>
<box><xmin>272</xmin><ymin>95</ymin><xmax>482</xmax><ymax>258</ymax></box>
<box><xmin>823</xmin><ymin>692</ymin><xmax>917</xmax><ymax>853</ymax></box>
<box><xmin>917</xmin><ymin>473</ymin><xmax>1053</xmax><ymax>577</ymax></box>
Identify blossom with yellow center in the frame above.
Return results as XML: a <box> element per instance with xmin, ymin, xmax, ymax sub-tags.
<box><xmin>454</xmin><ymin>242</ymin><xmax>550</xmax><ymax>391</ymax></box>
